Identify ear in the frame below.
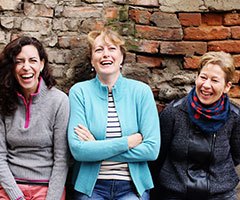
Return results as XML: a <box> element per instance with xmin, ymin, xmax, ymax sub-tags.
<box><xmin>224</xmin><ymin>81</ymin><xmax>232</xmax><ymax>93</ymax></box>
<box><xmin>195</xmin><ymin>76</ymin><xmax>198</xmax><ymax>86</ymax></box>
<box><xmin>91</xmin><ymin>60</ymin><xmax>94</xmax><ymax>68</ymax></box>
<box><xmin>120</xmin><ymin>53</ymin><xmax>124</xmax><ymax>65</ymax></box>
<box><xmin>40</xmin><ymin>59</ymin><xmax>45</xmax><ymax>72</ymax></box>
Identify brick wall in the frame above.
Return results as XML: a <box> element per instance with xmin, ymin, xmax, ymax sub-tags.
<box><xmin>1</xmin><ymin>0</ymin><xmax>240</xmax><ymax>110</ymax></box>
<box><xmin>1</xmin><ymin>0</ymin><xmax>240</xmax><ymax>198</ymax></box>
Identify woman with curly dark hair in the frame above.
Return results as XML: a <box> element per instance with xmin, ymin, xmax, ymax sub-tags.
<box><xmin>0</xmin><ymin>36</ymin><xmax>69</xmax><ymax>200</ymax></box>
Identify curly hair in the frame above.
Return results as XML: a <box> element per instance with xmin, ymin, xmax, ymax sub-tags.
<box><xmin>0</xmin><ymin>36</ymin><xmax>56</xmax><ymax>116</ymax></box>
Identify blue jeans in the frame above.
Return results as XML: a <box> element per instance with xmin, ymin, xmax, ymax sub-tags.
<box><xmin>74</xmin><ymin>179</ymin><xmax>149</xmax><ymax>200</ymax></box>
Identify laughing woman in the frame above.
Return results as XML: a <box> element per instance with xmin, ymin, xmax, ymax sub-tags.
<box><xmin>68</xmin><ymin>28</ymin><xmax>160</xmax><ymax>200</ymax></box>
<box><xmin>156</xmin><ymin>51</ymin><xmax>240</xmax><ymax>200</ymax></box>
<box><xmin>0</xmin><ymin>36</ymin><xmax>69</xmax><ymax>200</ymax></box>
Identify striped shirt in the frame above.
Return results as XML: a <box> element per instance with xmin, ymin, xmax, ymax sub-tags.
<box><xmin>98</xmin><ymin>92</ymin><xmax>131</xmax><ymax>181</ymax></box>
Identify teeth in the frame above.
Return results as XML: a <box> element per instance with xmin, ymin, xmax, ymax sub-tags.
<box><xmin>101</xmin><ymin>61</ymin><xmax>113</xmax><ymax>65</ymax></box>
<box><xmin>201</xmin><ymin>91</ymin><xmax>211</xmax><ymax>96</ymax></box>
<box><xmin>21</xmin><ymin>74</ymin><xmax>34</xmax><ymax>79</ymax></box>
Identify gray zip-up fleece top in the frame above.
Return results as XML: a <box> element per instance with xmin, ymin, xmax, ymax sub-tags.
<box><xmin>0</xmin><ymin>79</ymin><xmax>69</xmax><ymax>200</ymax></box>
<box><xmin>158</xmin><ymin>96</ymin><xmax>240</xmax><ymax>199</ymax></box>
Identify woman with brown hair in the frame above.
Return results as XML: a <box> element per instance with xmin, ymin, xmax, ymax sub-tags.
<box><xmin>68</xmin><ymin>28</ymin><xmax>160</xmax><ymax>200</ymax></box>
<box><xmin>0</xmin><ymin>36</ymin><xmax>69</xmax><ymax>200</ymax></box>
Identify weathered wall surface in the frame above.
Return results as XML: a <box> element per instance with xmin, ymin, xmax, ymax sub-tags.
<box><xmin>1</xmin><ymin>0</ymin><xmax>240</xmax><ymax>198</ymax></box>
<box><xmin>1</xmin><ymin>0</ymin><xmax>240</xmax><ymax>110</ymax></box>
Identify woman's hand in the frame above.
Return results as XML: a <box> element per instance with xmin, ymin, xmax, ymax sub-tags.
<box><xmin>74</xmin><ymin>124</ymin><xmax>95</xmax><ymax>141</ymax></box>
<box><xmin>128</xmin><ymin>133</ymin><xmax>143</xmax><ymax>149</ymax></box>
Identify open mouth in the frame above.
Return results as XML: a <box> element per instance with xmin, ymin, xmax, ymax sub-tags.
<box><xmin>201</xmin><ymin>90</ymin><xmax>212</xmax><ymax>97</ymax></box>
<box><xmin>100</xmin><ymin>61</ymin><xmax>113</xmax><ymax>66</ymax></box>
<box><xmin>21</xmin><ymin>74</ymin><xmax>34</xmax><ymax>80</ymax></box>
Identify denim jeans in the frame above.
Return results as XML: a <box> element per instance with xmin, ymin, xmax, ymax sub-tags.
<box><xmin>74</xmin><ymin>179</ymin><xmax>149</xmax><ymax>200</ymax></box>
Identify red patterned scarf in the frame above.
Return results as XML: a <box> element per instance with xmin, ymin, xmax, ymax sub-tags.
<box><xmin>187</xmin><ymin>87</ymin><xmax>229</xmax><ymax>134</ymax></box>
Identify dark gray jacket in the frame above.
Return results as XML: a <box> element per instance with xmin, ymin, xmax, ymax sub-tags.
<box><xmin>158</xmin><ymin>96</ymin><xmax>240</xmax><ymax>199</ymax></box>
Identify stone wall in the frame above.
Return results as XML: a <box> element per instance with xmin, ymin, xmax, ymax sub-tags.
<box><xmin>1</xmin><ymin>0</ymin><xmax>240</xmax><ymax>199</ymax></box>
<box><xmin>1</xmin><ymin>0</ymin><xmax>240</xmax><ymax>110</ymax></box>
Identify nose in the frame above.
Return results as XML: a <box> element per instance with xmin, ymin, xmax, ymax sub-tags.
<box><xmin>103</xmin><ymin>48</ymin><xmax>110</xmax><ymax>58</ymax></box>
<box><xmin>202</xmin><ymin>79</ymin><xmax>211</xmax><ymax>88</ymax></box>
<box><xmin>22</xmin><ymin>61</ymin><xmax>31</xmax><ymax>70</ymax></box>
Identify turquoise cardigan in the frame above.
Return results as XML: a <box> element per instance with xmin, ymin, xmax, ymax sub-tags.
<box><xmin>68</xmin><ymin>74</ymin><xmax>160</xmax><ymax>197</ymax></box>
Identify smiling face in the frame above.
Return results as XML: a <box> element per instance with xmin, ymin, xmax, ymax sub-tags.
<box><xmin>91</xmin><ymin>33</ymin><xmax>124</xmax><ymax>85</ymax></box>
<box><xmin>195</xmin><ymin>63</ymin><xmax>231</xmax><ymax>105</ymax></box>
<box><xmin>14</xmin><ymin>45</ymin><xmax>44</xmax><ymax>99</ymax></box>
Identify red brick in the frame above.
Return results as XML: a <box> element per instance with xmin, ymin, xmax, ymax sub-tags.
<box><xmin>140</xmin><ymin>40</ymin><xmax>160</xmax><ymax>54</ymax></box>
<box><xmin>231</xmin><ymin>26</ymin><xmax>240</xmax><ymax>39</ymax></box>
<box><xmin>233</xmin><ymin>55</ymin><xmax>240</xmax><ymax>69</ymax></box>
<box><xmin>129</xmin><ymin>9</ymin><xmax>151</xmax><ymax>24</ymax></box>
<box><xmin>137</xmin><ymin>55</ymin><xmax>162</xmax><ymax>67</ymax></box>
<box><xmin>151</xmin><ymin>12</ymin><xmax>180</xmax><ymax>28</ymax></box>
<box><xmin>230</xmin><ymin>98</ymin><xmax>240</xmax><ymax>107</ymax></box>
<box><xmin>152</xmin><ymin>88</ymin><xmax>160</xmax><ymax>99</ymax></box>
<box><xmin>232</xmin><ymin>70</ymin><xmax>240</xmax><ymax>84</ymax></box>
<box><xmin>160</xmin><ymin>41</ymin><xmax>207</xmax><ymax>56</ymax></box>
<box><xmin>156</xmin><ymin>103</ymin><xmax>166</xmax><ymax>113</ymax></box>
<box><xmin>224</xmin><ymin>13</ymin><xmax>240</xmax><ymax>25</ymax></box>
<box><xmin>208</xmin><ymin>40</ymin><xmax>240</xmax><ymax>53</ymax></box>
<box><xmin>93</xmin><ymin>21</ymin><xmax>105</xmax><ymax>30</ymax></box>
<box><xmin>127</xmin><ymin>40</ymin><xmax>160</xmax><ymax>54</ymax></box>
<box><xmin>125</xmin><ymin>52</ymin><xmax>136</xmax><ymax>64</ymax></box>
<box><xmin>183</xmin><ymin>56</ymin><xmax>200</xmax><ymax>69</ymax></box>
<box><xmin>184</xmin><ymin>26</ymin><xmax>230</xmax><ymax>40</ymax></box>
<box><xmin>178</xmin><ymin>13</ymin><xmax>201</xmax><ymax>26</ymax></box>
<box><xmin>228</xmin><ymin>85</ymin><xmax>240</xmax><ymax>98</ymax></box>
<box><xmin>202</xmin><ymin>13</ymin><xmax>223</xmax><ymax>26</ymax></box>
<box><xmin>126</xmin><ymin>38</ymin><xmax>159</xmax><ymax>54</ymax></box>
<box><xmin>135</xmin><ymin>25</ymin><xmax>183</xmax><ymax>40</ymax></box>
<box><xmin>104</xmin><ymin>7</ymin><xmax>119</xmax><ymax>20</ymax></box>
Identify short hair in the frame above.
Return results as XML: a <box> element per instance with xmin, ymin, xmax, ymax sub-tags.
<box><xmin>87</xmin><ymin>27</ymin><xmax>126</xmax><ymax>64</ymax></box>
<box><xmin>199</xmin><ymin>51</ymin><xmax>235</xmax><ymax>83</ymax></box>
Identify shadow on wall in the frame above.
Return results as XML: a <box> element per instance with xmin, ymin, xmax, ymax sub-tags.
<box><xmin>73</xmin><ymin>56</ymin><xmax>96</xmax><ymax>83</ymax></box>
<box><xmin>65</xmin><ymin>54</ymin><xmax>95</xmax><ymax>199</ymax></box>
<box><xmin>65</xmin><ymin>53</ymin><xmax>96</xmax><ymax>93</ymax></box>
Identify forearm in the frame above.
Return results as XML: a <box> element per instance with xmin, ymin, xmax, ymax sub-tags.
<box><xmin>0</xmin><ymin>119</ymin><xmax>24</xmax><ymax>200</ymax></box>
<box><xmin>46</xmin><ymin>162</ymin><xmax>68</xmax><ymax>200</ymax></box>
<box><xmin>46</xmin><ymin>130</ymin><xmax>69</xmax><ymax>199</ymax></box>
<box><xmin>0</xmin><ymin>161</ymin><xmax>24</xmax><ymax>200</ymax></box>
<box><xmin>46</xmin><ymin>98</ymin><xmax>69</xmax><ymax>200</ymax></box>
<box><xmin>108</xmin><ymin>140</ymin><xmax>160</xmax><ymax>162</ymax></box>
<box><xmin>69</xmin><ymin>135</ymin><xmax>129</xmax><ymax>162</ymax></box>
